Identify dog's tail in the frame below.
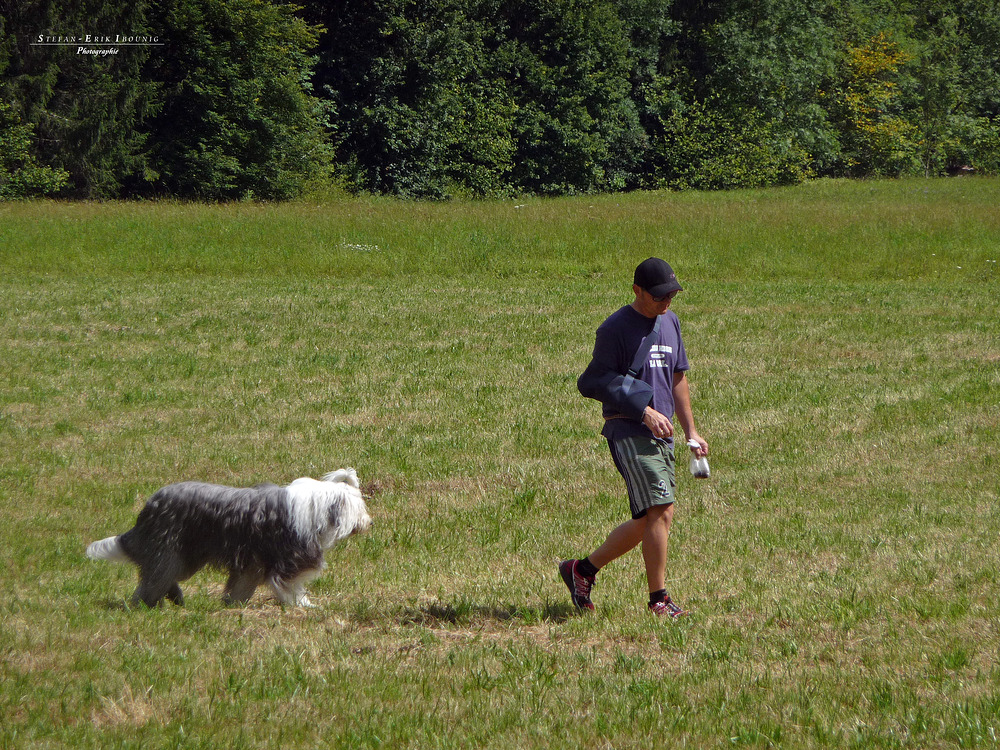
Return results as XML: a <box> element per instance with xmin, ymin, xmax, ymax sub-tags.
<box><xmin>86</xmin><ymin>536</ymin><xmax>131</xmax><ymax>563</ymax></box>
<box><xmin>322</xmin><ymin>467</ymin><xmax>359</xmax><ymax>489</ymax></box>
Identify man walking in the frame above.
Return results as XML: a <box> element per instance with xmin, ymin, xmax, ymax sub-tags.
<box><xmin>562</xmin><ymin>257</ymin><xmax>708</xmax><ymax>618</ymax></box>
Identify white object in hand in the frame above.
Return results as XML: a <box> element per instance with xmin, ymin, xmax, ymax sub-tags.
<box><xmin>686</xmin><ymin>439</ymin><xmax>710</xmax><ymax>479</ymax></box>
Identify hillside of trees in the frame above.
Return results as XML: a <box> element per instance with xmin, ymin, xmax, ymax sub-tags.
<box><xmin>2</xmin><ymin>0</ymin><xmax>999</xmax><ymax>200</ymax></box>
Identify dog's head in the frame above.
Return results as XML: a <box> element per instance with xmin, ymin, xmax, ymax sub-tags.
<box><xmin>342</xmin><ymin>485</ymin><xmax>372</xmax><ymax>536</ymax></box>
<box><xmin>326</xmin><ymin>470</ymin><xmax>372</xmax><ymax>542</ymax></box>
<box><xmin>287</xmin><ymin>469</ymin><xmax>371</xmax><ymax>547</ymax></box>
<box><xmin>323</xmin><ymin>468</ymin><xmax>372</xmax><ymax>536</ymax></box>
<box><xmin>323</xmin><ymin>468</ymin><xmax>370</xmax><ymax>536</ymax></box>
<box><xmin>349</xmin><ymin>506</ymin><xmax>372</xmax><ymax>536</ymax></box>
<box><xmin>322</xmin><ymin>483</ymin><xmax>371</xmax><ymax>546</ymax></box>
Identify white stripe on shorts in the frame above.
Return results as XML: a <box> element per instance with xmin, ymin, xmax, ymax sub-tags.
<box><xmin>609</xmin><ymin>436</ymin><xmax>674</xmax><ymax>519</ymax></box>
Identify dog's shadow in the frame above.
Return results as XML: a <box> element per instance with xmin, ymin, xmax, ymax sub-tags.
<box><xmin>95</xmin><ymin>595</ymin><xmax>580</xmax><ymax>624</ymax></box>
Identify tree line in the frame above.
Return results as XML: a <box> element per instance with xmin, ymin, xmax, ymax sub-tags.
<box><xmin>2</xmin><ymin>0</ymin><xmax>998</xmax><ymax>200</ymax></box>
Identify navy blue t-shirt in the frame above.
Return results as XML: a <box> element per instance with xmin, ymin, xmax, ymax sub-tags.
<box><xmin>590</xmin><ymin>305</ymin><xmax>689</xmax><ymax>443</ymax></box>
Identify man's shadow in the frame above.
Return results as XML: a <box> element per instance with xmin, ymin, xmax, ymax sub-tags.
<box><xmin>399</xmin><ymin>599</ymin><xmax>578</xmax><ymax>627</ymax></box>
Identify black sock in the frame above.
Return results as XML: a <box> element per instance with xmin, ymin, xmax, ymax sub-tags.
<box><xmin>578</xmin><ymin>557</ymin><xmax>599</xmax><ymax>578</ymax></box>
<box><xmin>649</xmin><ymin>589</ymin><xmax>666</xmax><ymax>606</ymax></box>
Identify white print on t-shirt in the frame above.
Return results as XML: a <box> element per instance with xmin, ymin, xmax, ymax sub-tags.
<box><xmin>649</xmin><ymin>344</ymin><xmax>674</xmax><ymax>368</ymax></box>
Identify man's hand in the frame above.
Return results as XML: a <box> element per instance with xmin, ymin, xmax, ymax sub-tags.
<box><xmin>685</xmin><ymin>433</ymin><xmax>709</xmax><ymax>458</ymax></box>
<box><xmin>642</xmin><ymin>407</ymin><xmax>674</xmax><ymax>440</ymax></box>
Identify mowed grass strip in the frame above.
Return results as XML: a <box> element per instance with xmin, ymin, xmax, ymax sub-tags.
<box><xmin>1</xmin><ymin>178</ymin><xmax>998</xmax><ymax>748</ymax></box>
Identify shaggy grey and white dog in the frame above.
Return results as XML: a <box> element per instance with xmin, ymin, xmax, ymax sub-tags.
<box><xmin>86</xmin><ymin>468</ymin><xmax>371</xmax><ymax>608</ymax></box>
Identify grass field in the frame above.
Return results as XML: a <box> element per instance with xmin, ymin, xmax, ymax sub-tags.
<box><xmin>1</xmin><ymin>178</ymin><xmax>998</xmax><ymax>748</ymax></box>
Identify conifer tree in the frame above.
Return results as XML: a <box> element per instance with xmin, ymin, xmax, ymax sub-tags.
<box><xmin>1</xmin><ymin>0</ymin><xmax>158</xmax><ymax>197</ymax></box>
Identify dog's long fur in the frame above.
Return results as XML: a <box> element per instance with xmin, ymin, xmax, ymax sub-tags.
<box><xmin>86</xmin><ymin>468</ymin><xmax>371</xmax><ymax>608</ymax></box>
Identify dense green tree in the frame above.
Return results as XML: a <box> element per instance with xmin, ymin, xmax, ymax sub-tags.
<box><xmin>303</xmin><ymin>0</ymin><xmax>515</xmax><ymax>198</ymax></box>
<box><xmin>0</xmin><ymin>12</ymin><xmax>67</xmax><ymax>198</ymax></box>
<box><xmin>952</xmin><ymin>0</ymin><xmax>1000</xmax><ymax>119</ymax></box>
<box><xmin>606</xmin><ymin>0</ymin><xmax>679</xmax><ymax>188</ymax></box>
<box><xmin>909</xmin><ymin>3</ymin><xmax>964</xmax><ymax>175</ymax></box>
<box><xmin>136</xmin><ymin>0</ymin><xmax>332</xmax><ymax>199</ymax></box>
<box><xmin>708</xmin><ymin>0</ymin><xmax>839</xmax><ymax>170</ymax></box>
<box><xmin>2</xmin><ymin>0</ymin><xmax>330</xmax><ymax>200</ymax></box>
<box><xmin>0</xmin><ymin>98</ymin><xmax>70</xmax><ymax>198</ymax></box>
<box><xmin>824</xmin><ymin>0</ymin><xmax>1000</xmax><ymax>176</ymax></box>
<box><xmin>644</xmin><ymin>0</ymin><xmax>834</xmax><ymax>188</ymax></box>
<box><xmin>495</xmin><ymin>0</ymin><xmax>643</xmax><ymax>194</ymax></box>
<box><xmin>0</xmin><ymin>0</ymin><xmax>159</xmax><ymax>197</ymax></box>
<box><xmin>907</xmin><ymin>0</ymin><xmax>1000</xmax><ymax>173</ymax></box>
<box><xmin>829</xmin><ymin>32</ymin><xmax>919</xmax><ymax>176</ymax></box>
<box><xmin>3</xmin><ymin>0</ymin><xmax>1000</xmax><ymax>198</ymax></box>
<box><xmin>305</xmin><ymin>0</ymin><xmax>647</xmax><ymax>197</ymax></box>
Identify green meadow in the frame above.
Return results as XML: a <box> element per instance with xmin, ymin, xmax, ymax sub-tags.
<box><xmin>1</xmin><ymin>178</ymin><xmax>998</xmax><ymax>748</ymax></box>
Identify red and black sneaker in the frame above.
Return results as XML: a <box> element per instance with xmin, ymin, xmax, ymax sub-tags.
<box><xmin>648</xmin><ymin>597</ymin><xmax>689</xmax><ymax>619</ymax></box>
<box><xmin>559</xmin><ymin>559</ymin><xmax>595</xmax><ymax>611</ymax></box>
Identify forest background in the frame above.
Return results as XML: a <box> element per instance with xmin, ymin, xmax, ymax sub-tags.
<box><xmin>2</xmin><ymin>0</ymin><xmax>1000</xmax><ymax>201</ymax></box>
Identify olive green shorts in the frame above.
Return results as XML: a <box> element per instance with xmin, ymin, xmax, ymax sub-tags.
<box><xmin>608</xmin><ymin>436</ymin><xmax>676</xmax><ymax>519</ymax></box>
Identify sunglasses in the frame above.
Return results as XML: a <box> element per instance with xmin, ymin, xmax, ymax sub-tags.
<box><xmin>650</xmin><ymin>290</ymin><xmax>678</xmax><ymax>303</ymax></box>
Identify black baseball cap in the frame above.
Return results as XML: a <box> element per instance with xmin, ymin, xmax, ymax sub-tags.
<box><xmin>634</xmin><ymin>257</ymin><xmax>683</xmax><ymax>296</ymax></box>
